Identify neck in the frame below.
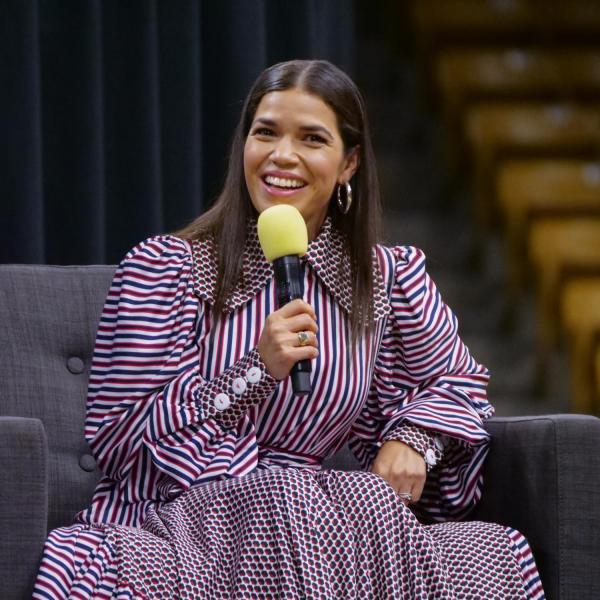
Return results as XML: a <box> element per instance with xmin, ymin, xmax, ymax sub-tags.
<box><xmin>306</xmin><ymin>212</ymin><xmax>328</xmax><ymax>242</ymax></box>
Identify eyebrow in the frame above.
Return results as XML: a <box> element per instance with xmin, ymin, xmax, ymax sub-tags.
<box><xmin>253</xmin><ymin>117</ymin><xmax>334</xmax><ymax>141</ymax></box>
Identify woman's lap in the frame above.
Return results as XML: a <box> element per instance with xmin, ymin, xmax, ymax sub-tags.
<box><xmin>33</xmin><ymin>468</ymin><xmax>540</xmax><ymax>599</ymax></box>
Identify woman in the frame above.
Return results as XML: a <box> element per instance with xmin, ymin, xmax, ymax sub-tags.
<box><xmin>34</xmin><ymin>59</ymin><xmax>544</xmax><ymax>598</ymax></box>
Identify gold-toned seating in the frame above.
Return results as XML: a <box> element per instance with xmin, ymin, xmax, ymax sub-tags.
<box><xmin>412</xmin><ymin>0</ymin><xmax>537</xmax><ymax>48</ymax></box>
<box><xmin>410</xmin><ymin>0</ymin><xmax>537</xmax><ymax>100</ymax></box>
<box><xmin>528</xmin><ymin>218</ymin><xmax>600</xmax><ymax>362</ymax></box>
<box><xmin>437</xmin><ymin>47</ymin><xmax>600</xmax><ymax>116</ymax></box>
<box><xmin>466</xmin><ymin>102</ymin><xmax>600</xmax><ymax>230</ymax></box>
<box><xmin>561</xmin><ymin>277</ymin><xmax>600</xmax><ymax>413</ymax></box>
<box><xmin>497</xmin><ymin>159</ymin><xmax>600</xmax><ymax>299</ymax></box>
<box><xmin>412</xmin><ymin>0</ymin><xmax>600</xmax><ymax>49</ymax></box>
<box><xmin>436</xmin><ymin>49</ymin><xmax>600</xmax><ymax>171</ymax></box>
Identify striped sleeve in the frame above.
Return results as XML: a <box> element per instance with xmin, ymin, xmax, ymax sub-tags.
<box><xmin>349</xmin><ymin>245</ymin><xmax>494</xmax><ymax>521</ymax></box>
<box><xmin>85</xmin><ymin>235</ymin><xmax>276</xmax><ymax>489</ymax></box>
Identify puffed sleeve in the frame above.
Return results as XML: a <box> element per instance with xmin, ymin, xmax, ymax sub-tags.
<box><xmin>348</xmin><ymin>245</ymin><xmax>493</xmax><ymax>522</ymax></box>
<box><xmin>85</xmin><ymin>235</ymin><xmax>277</xmax><ymax>490</ymax></box>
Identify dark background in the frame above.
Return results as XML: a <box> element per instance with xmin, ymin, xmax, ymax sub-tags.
<box><xmin>0</xmin><ymin>0</ymin><xmax>356</xmax><ymax>265</ymax></box>
<box><xmin>4</xmin><ymin>0</ymin><xmax>594</xmax><ymax>416</ymax></box>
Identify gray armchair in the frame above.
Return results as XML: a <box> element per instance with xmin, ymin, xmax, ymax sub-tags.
<box><xmin>1</xmin><ymin>264</ymin><xmax>598</xmax><ymax>599</ymax></box>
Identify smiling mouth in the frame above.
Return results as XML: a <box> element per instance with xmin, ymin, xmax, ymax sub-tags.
<box><xmin>262</xmin><ymin>175</ymin><xmax>307</xmax><ymax>190</ymax></box>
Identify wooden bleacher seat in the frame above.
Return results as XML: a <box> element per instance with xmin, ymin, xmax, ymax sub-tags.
<box><xmin>466</xmin><ymin>102</ymin><xmax>600</xmax><ymax>230</ymax></box>
<box><xmin>412</xmin><ymin>0</ymin><xmax>600</xmax><ymax>48</ymax></box>
<box><xmin>497</xmin><ymin>159</ymin><xmax>600</xmax><ymax>300</ymax></box>
<box><xmin>437</xmin><ymin>47</ymin><xmax>600</xmax><ymax>110</ymax></box>
<box><xmin>411</xmin><ymin>0</ymin><xmax>537</xmax><ymax>100</ymax></box>
<box><xmin>436</xmin><ymin>48</ymin><xmax>600</xmax><ymax>170</ymax></box>
<box><xmin>528</xmin><ymin>217</ymin><xmax>600</xmax><ymax>363</ymax></box>
<box><xmin>413</xmin><ymin>0</ymin><xmax>537</xmax><ymax>47</ymax></box>
<box><xmin>561</xmin><ymin>277</ymin><xmax>600</xmax><ymax>412</ymax></box>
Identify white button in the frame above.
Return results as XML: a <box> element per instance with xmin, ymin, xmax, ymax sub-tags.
<box><xmin>434</xmin><ymin>437</ymin><xmax>445</xmax><ymax>452</ymax></box>
<box><xmin>246</xmin><ymin>367</ymin><xmax>262</xmax><ymax>384</ymax></box>
<box><xmin>232</xmin><ymin>377</ymin><xmax>247</xmax><ymax>395</ymax></box>
<box><xmin>213</xmin><ymin>393</ymin><xmax>231</xmax><ymax>411</ymax></box>
<box><xmin>425</xmin><ymin>448</ymin><xmax>437</xmax><ymax>467</ymax></box>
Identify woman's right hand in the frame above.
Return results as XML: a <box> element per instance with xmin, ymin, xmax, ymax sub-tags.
<box><xmin>257</xmin><ymin>299</ymin><xmax>319</xmax><ymax>381</ymax></box>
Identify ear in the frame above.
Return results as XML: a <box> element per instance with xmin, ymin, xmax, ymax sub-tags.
<box><xmin>338</xmin><ymin>146</ymin><xmax>360</xmax><ymax>184</ymax></box>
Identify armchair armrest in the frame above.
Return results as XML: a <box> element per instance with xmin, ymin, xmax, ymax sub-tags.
<box><xmin>0</xmin><ymin>417</ymin><xmax>48</xmax><ymax>600</ymax></box>
<box><xmin>473</xmin><ymin>414</ymin><xmax>600</xmax><ymax>600</ymax></box>
<box><xmin>326</xmin><ymin>414</ymin><xmax>600</xmax><ymax>599</ymax></box>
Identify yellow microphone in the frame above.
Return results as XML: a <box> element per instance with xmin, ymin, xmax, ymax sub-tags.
<box><xmin>257</xmin><ymin>205</ymin><xmax>312</xmax><ymax>395</ymax></box>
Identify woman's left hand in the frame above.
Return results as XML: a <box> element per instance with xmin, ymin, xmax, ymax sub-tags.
<box><xmin>370</xmin><ymin>440</ymin><xmax>426</xmax><ymax>504</ymax></box>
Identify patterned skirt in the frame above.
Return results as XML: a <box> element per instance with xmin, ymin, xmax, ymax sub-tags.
<box><xmin>33</xmin><ymin>468</ymin><xmax>545</xmax><ymax>599</ymax></box>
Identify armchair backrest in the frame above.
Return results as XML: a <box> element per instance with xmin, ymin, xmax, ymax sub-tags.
<box><xmin>0</xmin><ymin>264</ymin><xmax>115</xmax><ymax>531</ymax></box>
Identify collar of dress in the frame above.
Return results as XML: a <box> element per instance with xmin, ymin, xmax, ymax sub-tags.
<box><xmin>189</xmin><ymin>216</ymin><xmax>391</xmax><ymax>321</ymax></box>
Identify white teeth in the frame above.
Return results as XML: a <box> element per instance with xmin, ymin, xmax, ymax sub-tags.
<box><xmin>264</xmin><ymin>175</ymin><xmax>305</xmax><ymax>189</ymax></box>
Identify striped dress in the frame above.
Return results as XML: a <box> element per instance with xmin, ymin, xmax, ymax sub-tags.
<box><xmin>33</xmin><ymin>216</ymin><xmax>544</xmax><ymax>599</ymax></box>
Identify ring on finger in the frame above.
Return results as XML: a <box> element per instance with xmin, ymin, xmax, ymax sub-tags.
<box><xmin>397</xmin><ymin>491</ymin><xmax>412</xmax><ymax>503</ymax></box>
<box><xmin>297</xmin><ymin>331</ymin><xmax>310</xmax><ymax>347</ymax></box>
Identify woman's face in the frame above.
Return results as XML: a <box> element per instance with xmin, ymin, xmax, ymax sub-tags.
<box><xmin>243</xmin><ymin>87</ymin><xmax>359</xmax><ymax>240</ymax></box>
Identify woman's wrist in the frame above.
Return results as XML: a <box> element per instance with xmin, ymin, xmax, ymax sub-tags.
<box><xmin>197</xmin><ymin>347</ymin><xmax>278</xmax><ymax>428</ymax></box>
<box><xmin>382</xmin><ymin>422</ymin><xmax>445</xmax><ymax>472</ymax></box>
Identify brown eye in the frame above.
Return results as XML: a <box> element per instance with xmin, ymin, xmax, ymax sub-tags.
<box><xmin>254</xmin><ymin>127</ymin><xmax>275</xmax><ymax>136</ymax></box>
<box><xmin>305</xmin><ymin>134</ymin><xmax>326</xmax><ymax>144</ymax></box>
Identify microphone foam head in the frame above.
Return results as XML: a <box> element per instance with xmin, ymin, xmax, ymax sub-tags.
<box><xmin>257</xmin><ymin>205</ymin><xmax>308</xmax><ymax>261</ymax></box>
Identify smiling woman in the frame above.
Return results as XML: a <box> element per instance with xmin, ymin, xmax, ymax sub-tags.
<box><xmin>173</xmin><ymin>59</ymin><xmax>382</xmax><ymax>341</ymax></box>
<box><xmin>243</xmin><ymin>88</ymin><xmax>359</xmax><ymax>241</ymax></box>
<box><xmin>33</xmin><ymin>60</ymin><xmax>544</xmax><ymax>599</ymax></box>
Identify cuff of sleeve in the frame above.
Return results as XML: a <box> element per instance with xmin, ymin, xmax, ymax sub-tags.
<box><xmin>382</xmin><ymin>422</ymin><xmax>445</xmax><ymax>472</ymax></box>
<box><xmin>198</xmin><ymin>347</ymin><xmax>278</xmax><ymax>428</ymax></box>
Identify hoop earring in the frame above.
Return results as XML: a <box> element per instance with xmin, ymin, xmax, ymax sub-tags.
<box><xmin>337</xmin><ymin>181</ymin><xmax>352</xmax><ymax>214</ymax></box>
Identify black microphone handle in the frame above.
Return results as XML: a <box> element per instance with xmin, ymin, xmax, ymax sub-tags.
<box><xmin>272</xmin><ymin>255</ymin><xmax>312</xmax><ymax>395</ymax></box>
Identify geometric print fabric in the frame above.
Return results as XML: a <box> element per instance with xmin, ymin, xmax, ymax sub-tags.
<box><xmin>97</xmin><ymin>468</ymin><xmax>533</xmax><ymax>598</ymax></box>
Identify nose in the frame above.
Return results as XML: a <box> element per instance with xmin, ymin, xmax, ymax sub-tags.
<box><xmin>271</xmin><ymin>135</ymin><xmax>298</xmax><ymax>165</ymax></box>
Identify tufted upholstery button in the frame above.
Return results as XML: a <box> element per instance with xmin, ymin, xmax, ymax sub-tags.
<box><xmin>79</xmin><ymin>454</ymin><xmax>96</xmax><ymax>472</ymax></box>
<box><xmin>67</xmin><ymin>357</ymin><xmax>85</xmax><ymax>374</ymax></box>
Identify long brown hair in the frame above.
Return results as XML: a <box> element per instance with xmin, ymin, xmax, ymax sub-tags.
<box><xmin>171</xmin><ymin>59</ymin><xmax>383</xmax><ymax>341</ymax></box>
